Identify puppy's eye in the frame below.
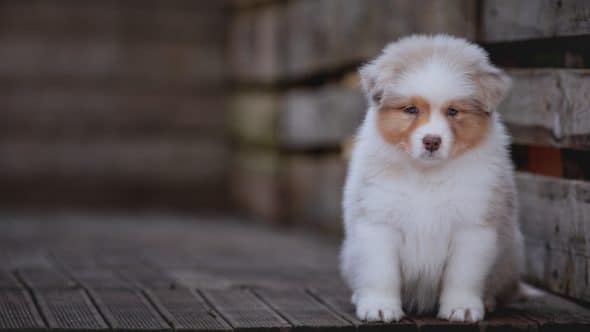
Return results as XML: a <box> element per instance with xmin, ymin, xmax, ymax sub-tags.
<box><xmin>447</xmin><ymin>108</ymin><xmax>459</xmax><ymax>117</ymax></box>
<box><xmin>404</xmin><ymin>106</ymin><xmax>419</xmax><ymax>115</ymax></box>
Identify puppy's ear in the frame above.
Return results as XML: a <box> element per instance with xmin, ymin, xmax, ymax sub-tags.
<box><xmin>359</xmin><ymin>62</ymin><xmax>383</xmax><ymax>106</ymax></box>
<box><xmin>474</xmin><ymin>64</ymin><xmax>512</xmax><ymax>111</ymax></box>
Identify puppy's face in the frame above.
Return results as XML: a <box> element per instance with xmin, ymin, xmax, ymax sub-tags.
<box><xmin>377</xmin><ymin>94</ymin><xmax>490</xmax><ymax>164</ymax></box>
<box><xmin>360</xmin><ymin>35</ymin><xmax>511</xmax><ymax>166</ymax></box>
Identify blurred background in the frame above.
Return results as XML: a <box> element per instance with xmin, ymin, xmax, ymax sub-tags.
<box><xmin>0</xmin><ymin>0</ymin><xmax>589</xmax><ymax>303</ymax></box>
<box><xmin>0</xmin><ymin>1</ymin><xmax>229</xmax><ymax>211</ymax></box>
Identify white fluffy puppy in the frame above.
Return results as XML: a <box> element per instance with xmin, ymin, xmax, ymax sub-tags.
<box><xmin>340</xmin><ymin>35</ymin><xmax>523</xmax><ymax>323</ymax></box>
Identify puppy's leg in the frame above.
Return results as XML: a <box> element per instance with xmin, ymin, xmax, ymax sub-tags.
<box><xmin>438</xmin><ymin>226</ymin><xmax>497</xmax><ymax>322</ymax></box>
<box><xmin>347</xmin><ymin>222</ymin><xmax>404</xmax><ymax>322</ymax></box>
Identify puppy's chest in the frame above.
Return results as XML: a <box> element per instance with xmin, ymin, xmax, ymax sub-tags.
<box><xmin>361</xmin><ymin>173</ymin><xmax>493</xmax><ymax>295</ymax></box>
<box><xmin>361</xmin><ymin>172</ymin><xmax>491</xmax><ymax>227</ymax></box>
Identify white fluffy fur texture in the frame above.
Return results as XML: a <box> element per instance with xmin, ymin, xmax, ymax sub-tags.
<box><xmin>340</xmin><ymin>35</ymin><xmax>523</xmax><ymax>323</ymax></box>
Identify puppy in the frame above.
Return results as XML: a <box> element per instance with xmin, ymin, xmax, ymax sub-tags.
<box><xmin>340</xmin><ymin>35</ymin><xmax>523</xmax><ymax>323</ymax></box>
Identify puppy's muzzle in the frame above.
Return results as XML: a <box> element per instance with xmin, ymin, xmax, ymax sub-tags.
<box><xmin>423</xmin><ymin>135</ymin><xmax>442</xmax><ymax>152</ymax></box>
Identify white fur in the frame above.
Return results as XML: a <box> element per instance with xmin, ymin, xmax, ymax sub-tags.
<box><xmin>396</xmin><ymin>57</ymin><xmax>476</xmax><ymax>103</ymax></box>
<box><xmin>398</xmin><ymin>58</ymin><xmax>474</xmax><ymax>163</ymax></box>
<box><xmin>340</xmin><ymin>35</ymin><xmax>523</xmax><ymax>323</ymax></box>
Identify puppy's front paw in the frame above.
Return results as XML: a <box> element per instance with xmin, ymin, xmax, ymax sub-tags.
<box><xmin>356</xmin><ymin>295</ymin><xmax>405</xmax><ymax>322</ymax></box>
<box><xmin>438</xmin><ymin>295</ymin><xmax>484</xmax><ymax>322</ymax></box>
<box><xmin>438</xmin><ymin>306</ymin><xmax>483</xmax><ymax>322</ymax></box>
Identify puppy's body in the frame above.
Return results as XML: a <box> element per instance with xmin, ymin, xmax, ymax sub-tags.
<box><xmin>340</xmin><ymin>35</ymin><xmax>523</xmax><ymax>322</ymax></box>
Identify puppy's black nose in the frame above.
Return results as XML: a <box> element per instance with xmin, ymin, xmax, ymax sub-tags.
<box><xmin>423</xmin><ymin>135</ymin><xmax>441</xmax><ymax>152</ymax></box>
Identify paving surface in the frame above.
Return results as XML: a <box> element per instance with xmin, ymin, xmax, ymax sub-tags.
<box><xmin>1</xmin><ymin>214</ymin><xmax>589</xmax><ymax>331</ymax></box>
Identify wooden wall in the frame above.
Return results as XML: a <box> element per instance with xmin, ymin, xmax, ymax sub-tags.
<box><xmin>481</xmin><ymin>0</ymin><xmax>590</xmax><ymax>304</ymax></box>
<box><xmin>228</xmin><ymin>0</ymin><xmax>590</xmax><ymax>303</ymax></box>
<box><xmin>0</xmin><ymin>1</ymin><xmax>230</xmax><ymax>211</ymax></box>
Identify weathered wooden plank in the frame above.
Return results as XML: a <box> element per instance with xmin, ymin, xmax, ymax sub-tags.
<box><xmin>305</xmin><ymin>288</ymin><xmax>357</xmax><ymax>325</ymax></box>
<box><xmin>17</xmin><ymin>267</ymin><xmax>77</xmax><ymax>290</ymax></box>
<box><xmin>0</xmin><ymin>289</ymin><xmax>46</xmax><ymax>330</ymax></box>
<box><xmin>516</xmin><ymin>172</ymin><xmax>590</xmax><ymax>302</ymax></box>
<box><xmin>285</xmin><ymin>0</ymin><xmax>476</xmax><ymax>79</ymax></box>
<box><xmin>338</xmin><ymin>0</ymin><xmax>439</xmax><ymax>64</ymax></box>
<box><xmin>88</xmin><ymin>288</ymin><xmax>170</xmax><ymax>331</ymax></box>
<box><xmin>231</xmin><ymin>92</ymin><xmax>280</xmax><ymax>147</ymax></box>
<box><xmin>0</xmin><ymin>91</ymin><xmax>226</xmax><ymax>139</ymax></box>
<box><xmin>508</xmin><ymin>289</ymin><xmax>590</xmax><ymax>331</ymax></box>
<box><xmin>231</xmin><ymin>148</ymin><xmax>282</xmax><ymax>223</ymax></box>
<box><xmin>232</xmin><ymin>80</ymin><xmax>365</xmax><ymax>151</ymax></box>
<box><xmin>231</xmin><ymin>0</ymin><xmax>476</xmax><ymax>82</ymax></box>
<box><xmin>283</xmin><ymin>154</ymin><xmax>346</xmax><ymax>232</ymax></box>
<box><xmin>0</xmin><ymin>38</ymin><xmax>224</xmax><ymax>84</ymax></box>
<box><xmin>478</xmin><ymin>312</ymin><xmax>537</xmax><ymax>332</ymax></box>
<box><xmin>411</xmin><ymin>0</ymin><xmax>478</xmax><ymax>38</ymax></box>
<box><xmin>50</xmin><ymin>252</ymin><xmax>103</xmax><ymax>270</ymax></box>
<box><xmin>0</xmin><ymin>249</ymin><xmax>53</xmax><ymax>270</ymax></box>
<box><xmin>0</xmin><ymin>139</ymin><xmax>229</xmax><ymax>182</ymax></box>
<box><xmin>93</xmin><ymin>253</ymin><xmax>148</xmax><ymax>270</ymax></box>
<box><xmin>0</xmin><ymin>1</ymin><xmax>226</xmax><ymax>43</ymax></box>
<box><xmin>283</xmin><ymin>0</ymin><xmax>338</xmax><ymax>78</ymax></box>
<box><xmin>253</xmin><ymin>288</ymin><xmax>353</xmax><ymax>331</ymax></box>
<box><xmin>231</xmin><ymin>0</ymin><xmax>279</xmax><ymax>10</ymax></box>
<box><xmin>146</xmin><ymin>288</ymin><xmax>232</xmax><ymax>331</ymax></box>
<box><xmin>165</xmin><ymin>270</ymin><xmax>235</xmax><ymax>291</ymax></box>
<box><xmin>516</xmin><ymin>172</ymin><xmax>590</xmax><ymax>257</ymax></box>
<box><xmin>482</xmin><ymin>0</ymin><xmax>590</xmax><ymax>42</ymax></box>
<box><xmin>70</xmin><ymin>269</ymin><xmax>134</xmax><ymax>290</ymax></box>
<box><xmin>230</xmin><ymin>4</ymin><xmax>283</xmax><ymax>83</ymax></box>
<box><xmin>279</xmin><ymin>85</ymin><xmax>365</xmax><ymax>150</ymax></box>
<box><xmin>413</xmin><ymin>316</ymin><xmax>479</xmax><ymax>332</ymax></box>
<box><xmin>524</xmin><ymin>242</ymin><xmax>590</xmax><ymax>303</ymax></box>
<box><xmin>0</xmin><ymin>271</ymin><xmax>22</xmax><ymax>289</ymax></box>
<box><xmin>34</xmin><ymin>288</ymin><xmax>109</xmax><ymax>331</ymax></box>
<box><xmin>0</xmin><ymin>175</ymin><xmax>229</xmax><ymax>212</ymax></box>
<box><xmin>202</xmin><ymin>288</ymin><xmax>291</xmax><ymax>331</ymax></box>
<box><xmin>499</xmin><ymin>69</ymin><xmax>590</xmax><ymax>150</ymax></box>
<box><xmin>209</xmin><ymin>267</ymin><xmax>336</xmax><ymax>290</ymax></box>
<box><xmin>120</xmin><ymin>269</ymin><xmax>178</xmax><ymax>291</ymax></box>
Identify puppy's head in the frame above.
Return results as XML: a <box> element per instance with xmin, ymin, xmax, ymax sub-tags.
<box><xmin>360</xmin><ymin>35</ymin><xmax>511</xmax><ymax>166</ymax></box>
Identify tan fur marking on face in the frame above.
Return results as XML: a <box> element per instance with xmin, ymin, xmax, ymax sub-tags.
<box><xmin>377</xmin><ymin>96</ymin><xmax>431</xmax><ymax>151</ymax></box>
<box><xmin>444</xmin><ymin>99</ymin><xmax>491</xmax><ymax>157</ymax></box>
